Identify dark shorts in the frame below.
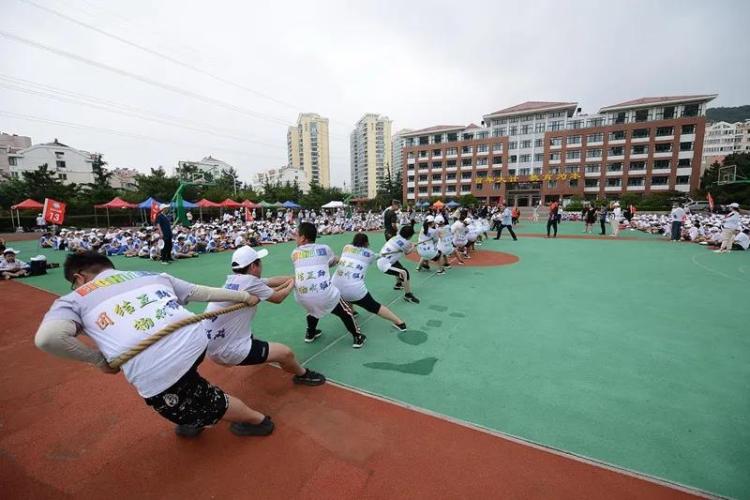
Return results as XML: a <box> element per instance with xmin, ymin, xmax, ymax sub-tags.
<box><xmin>385</xmin><ymin>260</ymin><xmax>409</xmax><ymax>281</ymax></box>
<box><xmin>352</xmin><ymin>292</ymin><xmax>381</xmax><ymax>314</ymax></box>
<box><xmin>238</xmin><ymin>338</ymin><xmax>270</xmax><ymax>366</ymax></box>
<box><xmin>144</xmin><ymin>352</ymin><xmax>228</xmax><ymax>427</ymax></box>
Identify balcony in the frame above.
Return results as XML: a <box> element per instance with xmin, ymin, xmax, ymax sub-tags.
<box><xmin>654</xmin><ymin>135</ymin><xmax>674</xmax><ymax>142</ymax></box>
<box><xmin>407</xmin><ymin>181</ymin><xmax>415</xmax><ymax>188</ymax></box>
<box><xmin>492</xmin><ymin>163</ymin><xmax>503</xmax><ymax>169</ymax></box>
<box><xmin>585</xmin><ymin>170</ymin><xmax>601</xmax><ymax>177</ymax></box>
<box><xmin>607</xmin><ymin>154</ymin><xmax>625</xmax><ymax>161</ymax></box>
<box><xmin>406</xmin><ymin>193</ymin><xmax>416</xmax><ymax>200</ymax></box>
<box><xmin>630</xmin><ymin>153</ymin><xmax>649</xmax><ymax>160</ymax></box>
<box><xmin>476</xmin><ymin>164</ymin><xmax>489</xmax><ymax>170</ymax></box>
<box><xmin>548</xmin><ymin>158</ymin><xmax>561</xmax><ymax>165</ymax></box>
<box><xmin>476</xmin><ymin>150</ymin><xmax>489</xmax><ymax>156</ymax></box>
<box><xmin>676</xmin><ymin>167</ymin><xmax>692</xmax><ymax>176</ymax></box>
<box><xmin>681</xmin><ymin>133</ymin><xmax>696</xmax><ymax>142</ymax></box>
<box><xmin>653</xmin><ymin>151</ymin><xmax>673</xmax><ymax>159</ymax></box>
<box><xmin>550</xmin><ymin>143</ymin><xmax>562</xmax><ymax>150</ymax></box>
<box><xmin>587</xmin><ymin>140</ymin><xmax>604</xmax><ymax>146</ymax></box>
<box><xmin>604</xmin><ymin>186</ymin><xmax>622</xmax><ymax>192</ymax></box>
<box><xmin>626</xmin><ymin>185</ymin><xmax>645</xmax><ymax>191</ymax></box>
<box><xmin>407</xmin><ymin>158</ymin><xmax>415</xmax><ymax>164</ymax></box>
<box><xmin>678</xmin><ymin>150</ymin><xmax>693</xmax><ymax>159</ymax></box>
<box><xmin>432</xmin><ymin>154</ymin><xmax>443</xmax><ymax>160</ymax></box>
<box><xmin>650</xmin><ymin>184</ymin><xmax>670</xmax><ymax>191</ymax></box>
<box><xmin>444</xmin><ymin>178</ymin><xmax>457</xmax><ymax>184</ymax></box>
<box><xmin>446</xmin><ymin>152</ymin><xmax>458</xmax><ymax>158</ymax></box>
<box><xmin>584</xmin><ymin>186</ymin><xmax>600</xmax><ymax>192</ymax></box>
<box><xmin>606</xmin><ymin>170</ymin><xmax>623</xmax><ymax>176</ymax></box>
<box><xmin>631</xmin><ymin>136</ymin><xmax>650</xmax><ymax>143</ymax></box>
<box><xmin>675</xmin><ymin>184</ymin><xmax>690</xmax><ymax>192</ymax></box>
<box><xmin>628</xmin><ymin>167</ymin><xmax>646</xmax><ymax>174</ymax></box>
<box><xmin>445</xmin><ymin>166</ymin><xmax>457</xmax><ymax>172</ymax></box>
<box><xmin>608</xmin><ymin>139</ymin><xmax>626</xmax><ymax>145</ymax></box>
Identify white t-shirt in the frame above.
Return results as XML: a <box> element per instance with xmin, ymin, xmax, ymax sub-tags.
<box><xmin>36</xmin><ymin>216</ymin><xmax>46</xmax><ymax>226</ymax></box>
<box><xmin>417</xmin><ymin>227</ymin><xmax>438</xmax><ymax>259</ymax></box>
<box><xmin>733</xmin><ymin>231</ymin><xmax>749</xmax><ymax>250</ymax></box>
<box><xmin>451</xmin><ymin>220</ymin><xmax>468</xmax><ymax>246</ymax></box>
<box><xmin>292</xmin><ymin>244</ymin><xmax>340</xmax><ymax>318</ymax></box>
<box><xmin>43</xmin><ymin>270</ymin><xmax>204</xmax><ymax>398</ymax></box>
<box><xmin>203</xmin><ymin>274</ymin><xmax>275</xmax><ymax>365</ymax></box>
<box><xmin>376</xmin><ymin>235</ymin><xmax>413</xmax><ymax>272</ymax></box>
<box><xmin>722</xmin><ymin>211</ymin><xmax>741</xmax><ymax>230</ymax></box>
<box><xmin>331</xmin><ymin>244</ymin><xmax>377</xmax><ymax>301</ymax></box>
<box><xmin>671</xmin><ymin>207</ymin><xmax>686</xmax><ymax>222</ymax></box>
<box><xmin>437</xmin><ymin>226</ymin><xmax>454</xmax><ymax>255</ymax></box>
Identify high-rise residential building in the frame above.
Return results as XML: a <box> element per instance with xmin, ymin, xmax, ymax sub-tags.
<box><xmin>350</xmin><ymin>114</ymin><xmax>392</xmax><ymax>199</ymax></box>
<box><xmin>176</xmin><ymin>155</ymin><xmax>235</xmax><ymax>182</ymax></box>
<box><xmin>391</xmin><ymin>128</ymin><xmax>413</xmax><ymax>182</ymax></box>
<box><xmin>252</xmin><ymin>165</ymin><xmax>308</xmax><ymax>193</ymax></box>
<box><xmin>0</xmin><ymin>132</ymin><xmax>32</xmax><ymax>178</ymax></box>
<box><xmin>702</xmin><ymin>120</ymin><xmax>750</xmax><ymax>170</ymax></box>
<box><xmin>8</xmin><ymin>138</ymin><xmax>97</xmax><ymax>185</ymax></box>
<box><xmin>402</xmin><ymin>95</ymin><xmax>716</xmax><ymax>205</ymax></box>
<box><xmin>287</xmin><ymin>113</ymin><xmax>330</xmax><ymax>188</ymax></box>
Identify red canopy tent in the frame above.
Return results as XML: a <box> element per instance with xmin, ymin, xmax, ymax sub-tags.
<box><xmin>220</xmin><ymin>199</ymin><xmax>242</xmax><ymax>208</ymax></box>
<box><xmin>196</xmin><ymin>198</ymin><xmax>221</xmax><ymax>221</ymax></box>
<box><xmin>10</xmin><ymin>198</ymin><xmax>44</xmax><ymax>229</ymax></box>
<box><xmin>241</xmin><ymin>199</ymin><xmax>259</xmax><ymax>208</ymax></box>
<box><xmin>94</xmin><ymin>197</ymin><xmax>138</xmax><ymax>227</ymax></box>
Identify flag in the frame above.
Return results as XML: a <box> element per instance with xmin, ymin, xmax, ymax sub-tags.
<box><xmin>150</xmin><ymin>201</ymin><xmax>160</xmax><ymax>223</ymax></box>
<box><xmin>43</xmin><ymin>198</ymin><xmax>66</xmax><ymax>225</ymax></box>
<box><xmin>707</xmin><ymin>192</ymin><xmax>715</xmax><ymax>211</ymax></box>
<box><xmin>171</xmin><ymin>183</ymin><xmax>190</xmax><ymax>226</ymax></box>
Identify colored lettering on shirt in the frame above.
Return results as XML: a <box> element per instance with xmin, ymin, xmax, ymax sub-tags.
<box><xmin>114</xmin><ymin>300</ymin><xmax>135</xmax><ymax>317</ymax></box>
<box><xmin>133</xmin><ymin>317</ymin><xmax>155</xmax><ymax>331</ymax></box>
<box><xmin>96</xmin><ymin>312</ymin><xmax>114</xmax><ymax>329</ymax></box>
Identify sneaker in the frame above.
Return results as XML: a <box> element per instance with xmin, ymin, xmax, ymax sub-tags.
<box><xmin>175</xmin><ymin>424</ymin><xmax>205</xmax><ymax>438</ymax></box>
<box><xmin>393</xmin><ymin>283</ymin><xmax>404</xmax><ymax>290</ymax></box>
<box><xmin>404</xmin><ymin>293</ymin><xmax>420</xmax><ymax>304</ymax></box>
<box><xmin>229</xmin><ymin>416</ymin><xmax>274</xmax><ymax>436</ymax></box>
<box><xmin>293</xmin><ymin>369</ymin><xmax>326</xmax><ymax>386</ymax></box>
<box><xmin>392</xmin><ymin>322</ymin><xmax>407</xmax><ymax>332</ymax></box>
<box><xmin>352</xmin><ymin>334</ymin><xmax>367</xmax><ymax>348</ymax></box>
<box><xmin>352</xmin><ymin>309</ymin><xmax>359</xmax><ymax>317</ymax></box>
<box><xmin>436</xmin><ymin>268</ymin><xmax>446</xmax><ymax>275</ymax></box>
<box><xmin>304</xmin><ymin>329</ymin><xmax>322</xmax><ymax>343</ymax></box>
<box><xmin>444</xmin><ymin>264</ymin><xmax>452</xmax><ymax>269</ymax></box>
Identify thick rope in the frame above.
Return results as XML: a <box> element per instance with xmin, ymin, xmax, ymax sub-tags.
<box><xmin>108</xmin><ymin>302</ymin><xmax>250</xmax><ymax>370</ymax></box>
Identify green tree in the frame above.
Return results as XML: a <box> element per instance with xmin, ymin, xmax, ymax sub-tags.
<box><xmin>21</xmin><ymin>164</ymin><xmax>80</xmax><ymax>204</ymax></box>
<box><xmin>459</xmin><ymin>194</ymin><xmax>479</xmax><ymax>207</ymax></box>
<box><xmin>80</xmin><ymin>153</ymin><xmax>117</xmax><ymax>206</ymax></box>
<box><xmin>133</xmin><ymin>167</ymin><xmax>181</xmax><ymax>201</ymax></box>
<box><xmin>700</xmin><ymin>153</ymin><xmax>750</xmax><ymax>205</ymax></box>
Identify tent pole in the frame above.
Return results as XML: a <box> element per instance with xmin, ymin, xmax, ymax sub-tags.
<box><xmin>106</xmin><ymin>208</ymin><xmax>110</xmax><ymax>227</ymax></box>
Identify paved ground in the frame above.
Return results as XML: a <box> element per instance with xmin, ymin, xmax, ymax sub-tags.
<box><xmin>2</xmin><ymin>221</ymin><xmax>748</xmax><ymax>497</ymax></box>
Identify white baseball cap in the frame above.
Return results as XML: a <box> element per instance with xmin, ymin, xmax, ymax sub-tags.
<box><xmin>425</xmin><ymin>215</ymin><xmax>435</xmax><ymax>223</ymax></box>
<box><xmin>231</xmin><ymin>245</ymin><xmax>269</xmax><ymax>270</ymax></box>
<box><xmin>729</xmin><ymin>202</ymin><xmax>739</xmax><ymax>208</ymax></box>
<box><xmin>159</xmin><ymin>203</ymin><xmax>170</xmax><ymax>211</ymax></box>
<box><xmin>3</xmin><ymin>248</ymin><xmax>20</xmax><ymax>255</ymax></box>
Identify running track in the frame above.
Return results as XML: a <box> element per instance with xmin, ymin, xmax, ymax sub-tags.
<box><xmin>0</xmin><ymin>281</ymin><xmax>701</xmax><ymax>499</ymax></box>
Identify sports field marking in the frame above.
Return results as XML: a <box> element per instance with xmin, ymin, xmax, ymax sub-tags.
<box><xmin>302</xmin><ymin>270</ymin><xmax>438</xmax><ymax>367</ymax></box>
<box><xmin>322</xmin><ymin>377</ymin><xmax>714</xmax><ymax>499</ymax></box>
<box><xmin>690</xmin><ymin>253</ymin><xmax>749</xmax><ymax>283</ymax></box>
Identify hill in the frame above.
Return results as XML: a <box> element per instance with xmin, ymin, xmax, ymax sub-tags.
<box><xmin>706</xmin><ymin>105</ymin><xmax>750</xmax><ymax>123</ymax></box>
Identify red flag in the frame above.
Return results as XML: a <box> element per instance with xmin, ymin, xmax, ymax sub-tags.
<box><xmin>150</xmin><ymin>201</ymin><xmax>160</xmax><ymax>223</ymax></box>
<box><xmin>43</xmin><ymin>198</ymin><xmax>66</xmax><ymax>225</ymax></box>
<box><xmin>707</xmin><ymin>192</ymin><xmax>715</xmax><ymax>211</ymax></box>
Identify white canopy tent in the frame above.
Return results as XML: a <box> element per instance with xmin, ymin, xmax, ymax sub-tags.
<box><xmin>321</xmin><ymin>200</ymin><xmax>346</xmax><ymax>209</ymax></box>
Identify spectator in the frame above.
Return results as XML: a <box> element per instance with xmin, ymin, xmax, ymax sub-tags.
<box><xmin>1</xmin><ymin>248</ymin><xmax>30</xmax><ymax>280</ymax></box>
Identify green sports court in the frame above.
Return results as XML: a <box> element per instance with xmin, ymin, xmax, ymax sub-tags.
<box><xmin>4</xmin><ymin>222</ymin><xmax>750</xmax><ymax>498</ymax></box>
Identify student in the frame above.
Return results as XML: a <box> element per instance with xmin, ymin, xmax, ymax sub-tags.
<box><xmin>377</xmin><ymin>225</ymin><xmax>420</xmax><ymax>304</ymax></box>
<box><xmin>1</xmin><ymin>248</ymin><xmax>30</xmax><ymax>280</ymax></box>
<box><xmin>715</xmin><ymin>202</ymin><xmax>742</xmax><ymax>253</ymax></box>
<box><xmin>546</xmin><ymin>201</ymin><xmax>559</xmax><ymax>238</ymax></box>
<box><xmin>436</xmin><ymin>215</ymin><xmax>463</xmax><ymax>267</ymax></box>
<box><xmin>34</xmin><ymin>251</ymin><xmax>275</xmax><ymax>438</ymax></box>
<box><xmin>416</xmin><ymin>216</ymin><xmax>444</xmax><ymax>275</ymax></box>
<box><xmin>494</xmin><ymin>203</ymin><xmax>517</xmax><ymax>241</ymax></box>
<box><xmin>331</xmin><ymin>233</ymin><xmax>408</xmax><ymax>331</ymax></box>
<box><xmin>611</xmin><ymin>202</ymin><xmax>623</xmax><ymax>238</ymax></box>
<box><xmin>451</xmin><ymin>213</ymin><xmax>470</xmax><ymax>259</ymax></box>
<box><xmin>292</xmin><ymin>222</ymin><xmax>366</xmax><ymax>348</ymax></box>
<box><xmin>203</xmin><ymin>246</ymin><xmax>325</xmax><ymax>407</ymax></box>
<box><xmin>598</xmin><ymin>204</ymin><xmax>609</xmax><ymax>236</ymax></box>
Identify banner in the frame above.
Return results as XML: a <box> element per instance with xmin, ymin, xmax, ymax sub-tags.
<box><xmin>150</xmin><ymin>201</ymin><xmax>160</xmax><ymax>223</ymax></box>
<box><xmin>707</xmin><ymin>192</ymin><xmax>715</xmax><ymax>211</ymax></box>
<box><xmin>171</xmin><ymin>183</ymin><xmax>190</xmax><ymax>226</ymax></box>
<box><xmin>43</xmin><ymin>198</ymin><xmax>66</xmax><ymax>225</ymax></box>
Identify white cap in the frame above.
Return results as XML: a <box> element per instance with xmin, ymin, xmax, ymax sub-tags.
<box><xmin>729</xmin><ymin>202</ymin><xmax>740</xmax><ymax>208</ymax></box>
<box><xmin>231</xmin><ymin>245</ymin><xmax>269</xmax><ymax>270</ymax></box>
<box><xmin>425</xmin><ymin>215</ymin><xmax>435</xmax><ymax>223</ymax></box>
<box><xmin>159</xmin><ymin>203</ymin><xmax>170</xmax><ymax>211</ymax></box>
<box><xmin>3</xmin><ymin>247</ymin><xmax>20</xmax><ymax>255</ymax></box>
<box><xmin>435</xmin><ymin>215</ymin><xmax>445</xmax><ymax>224</ymax></box>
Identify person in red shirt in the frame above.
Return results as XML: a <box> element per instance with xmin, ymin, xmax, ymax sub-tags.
<box><xmin>546</xmin><ymin>201</ymin><xmax>559</xmax><ymax>238</ymax></box>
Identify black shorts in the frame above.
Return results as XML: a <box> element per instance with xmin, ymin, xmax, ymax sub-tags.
<box><xmin>238</xmin><ymin>338</ymin><xmax>270</xmax><ymax>365</ymax></box>
<box><xmin>352</xmin><ymin>292</ymin><xmax>381</xmax><ymax>314</ymax></box>
<box><xmin>385</xmin><ymin>260</ymin><xmax>409</xmax><ymax>281</ymax></box>
<box><xmin>144</xmin><ymin>352</ymin><xmax>228</xmax><ymax>427</ymax></box>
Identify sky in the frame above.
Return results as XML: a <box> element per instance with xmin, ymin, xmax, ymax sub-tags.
<box><xmin>1</xmin><ymin>0</ymin><xmax>749</xmax><ymax>188</ymax></box>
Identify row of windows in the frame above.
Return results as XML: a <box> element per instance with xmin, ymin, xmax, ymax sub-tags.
<box><xmin>549</xmin><ymin>142</ymin><xmax>694</xmax><ymax>160</ymax></box>
<box><xmin>549</xmin><ymin>124</ymin><xmax>696</xmax><ymax>146</ymax></box>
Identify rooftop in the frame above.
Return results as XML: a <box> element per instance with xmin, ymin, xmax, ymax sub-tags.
<box><xmin>599</xmin><ymin>94</ymin><xmax>717</xmax><ymax>112</ymax></box>
<box><xmin>402</xmin><ymin>125</ymin><xmax>466</xmax><ymax>137</ymax></box>
<box><xmin>484</xmin><ymin>101</ymin><xmax>578</xmax><ymax>118</ymax></box>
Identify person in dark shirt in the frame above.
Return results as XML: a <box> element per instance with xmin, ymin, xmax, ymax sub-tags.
<box><xmin>546</xmin><ymin>201</ymin><xmax>559</xmax><ymax>238</ymax></box>
<box><xmin>155</xmin><ymin>204</ymin><xmax>174</xmax><ymax>264</ymax></box>
<box><xmin>383</xmin><ymin>200</ymin><xmax>400</xmax><ymax>241</ymax></box>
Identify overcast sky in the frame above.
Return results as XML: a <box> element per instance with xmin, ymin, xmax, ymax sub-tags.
<box><xmin>1</xmin><ymin>0</ymin><xmax>749</xmax><ymax>187</ymax></box>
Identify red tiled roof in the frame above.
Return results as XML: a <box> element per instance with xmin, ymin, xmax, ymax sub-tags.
<box><xmin>464</xmin><ymin>123</ymin><xmax>480</xmax><ymax>130</ymax></box>
<box><xmin>485</xmin><ymin>101</ymin><xmax>577</xmax><ymax>117</ymax></box>
<box><xmin>403</xmin><ymin>125</ymin><xmax>465</xmax><ymax>136</ymax></box>
<box><xmin>600</xmin><ymin>94</ymin><xmax>717</xmax><ymax>111</ymax></box>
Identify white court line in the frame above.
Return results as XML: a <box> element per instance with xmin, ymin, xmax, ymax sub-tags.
<box><xmin>690</xmin><ymin>253</ymin><xmax>748</xmax><ymax>283</ymax></box>
<box><xmin>324</xmin><ymin>378</ymin><xmax>719</xmax><ymax>499</ymax></box>
<box><xmin>302</xmin><ymin>269</ymin><xmax>438</xmax><ymax>367</ymax></box>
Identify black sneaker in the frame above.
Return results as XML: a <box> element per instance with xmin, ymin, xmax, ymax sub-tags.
<box><xmin>393</xmin><ymin>283</ymin><xmax>404</xmax><ymax>290</ymax></box>
<box><xmin>352</xmin><ymin>334</ymin><xmax>367</xmax><ymax>348</ymax></box>
<box><xmin>404</xmin><ymin>293</ymin><xmax>420</xmax><ymax>304</ymax></box>
<box><xmin>352</xmin><ymin>309</ymin><xmax>359</xmax><ymax>317</ymax></box>
<box><xmin>392</xmin><ymin>322</ymin><xmax>407</xmax><ymax>332</ymax></box>
<box><xmin>293</xmin><ymin>369</ymin><xmax>326</xmax><ymax>386</ymax></box>
<box><xmin>175</xmin><ymin>424</ymin><xmax>204</xmax><ymax>438</ymax></box>
<box><xmin>436</xmin><ymin>269</ymin><xmax>446</xmax><ymax>275</ymax></box>
<box><xmin>304</xmin><ymin>329</ymin><xmax>322</xmax><ymax>343</ymax></box>
<box><xmin>229</xmin><ymin>416</ymin><xmax>274</xmax><ymax>436</ymax></box>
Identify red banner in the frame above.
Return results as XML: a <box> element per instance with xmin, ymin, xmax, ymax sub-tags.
<box><xmin>43</xmin><ymin>198</ymin><xmax>66</xmax><ymax>225</ymax></box>
<box><xmin>150</xmin><ymin>201</ymin><xmax>160</xmax><ymax>223</ymax></box>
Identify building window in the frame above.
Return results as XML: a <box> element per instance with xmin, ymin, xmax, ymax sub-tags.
<box><xmin>477</xmin><ymin>144</ymin><xmax>489</xmax><ymax>153</ymax></box>
<box><xmin>509</xmin><ymin>155</ymin><xmax>517</xmax><ymax>164</ymax></box>
<box><xmin>462</xmin><ymin>172</ymin><xmax>472</xmax><ymax>180</ymax></box>
<box><xmin>419</xmin><ymin>187</ymin><xmax>428</xmax><ymax>193</ymax></box>
<box><xmin>534</xmin><ymin>153</ymin><xmax>544</xmax><ymax>162</ymax></box>
<box><xmin>635</xmin><ymin>109</ymin><xmax>649</xmax><ymax>122</ymax></box>
<box><xmin>628</xmin><ymin>177</ymin><xmax>644</xmax><ymax>186</ymax></box>
<box><xmin>615</xmin><ymin>112</ymin><xmax>626</xmax><ymax>124</ymax></box>
<box><xmin>447</xmin><ymin>160</ymin><xmax>456</xmax><ymax>167</ymax></box>
<box><xmin>566</xmin><ymin>150</ymin><xmax>581</xmax><ymax>160</ymax></box>
<box><xmin>433</xmin><ymin>135</ymin><xmax>442</xmax><ymax>144</ymax></box>
<box><xmin>587</xmin><ymin>133</ymin><xmax>604</xmax><ymax>143</ymax></box>
<box><xmin>55</xmin><ymin>151</ymin><xmax>64</xmax><ymax>158</ymax></box>
<box><xmin>58</xmin><ymin>173</ymin><xmax>67</xmax><ymax>180</ymax></box>
<box><xmin>608</xmin><ymin>147</ymin><xmax>624</xmax><ymax>156</ymax></box>
<box><xmin>477</xmin><ymin>158</ymin><xmax>489</xmax><ymax>166</ymax></box>
<box><xmin>654</xmin><ymin>160</ymin><xmax>671</xmax><ymax>169</ymax></box>
<box><xmin>432</xmin><ymin>149</ymin><xmax>442</xmax><ymax>156</ymax></box>
<box><xmin>632</xmin><ymin>144</ymin><xmax>648</xmax><ymax>155</ymax></box>
<box><xmin>461</xmin><ymin>146</ymin><xmax>472</xmax><ymax>154</ymax></box>
<box><xmin>567</xmin><ymin>135</ymin><xmax>581</xmax><ymax>145</ymax></box>
<box><xmin>520</xmin><ymin>168</ymin><xmax>531</xmax><ymax>175</ymax></box>
<box><xmin>564</xmin><ymin>165</ymin><xmax>578</xmax><ymax>174</ymax></box>
<box><xmin>607</xmin><ymin>178</ymin><xmax>621</xmax><ymax>187</ymax></box>
<box><xmin>586</xmin><ymin>148</ymin><xmax>603</xmax><ymax>159</ymax></box>
<box><xmin>521</xmin><ymin>140</ymin><xmax>531</xmax><ymax>148</ymax></box>
<box><xmin>462</xmin><ymin>158</ymin><xmax>472</xmax><ymax>166</ymax></box>
<box><xmin>419</xmin><ymin>136</ymin><xmax>429</xmax><ymax>145</ymax></box>
<box><xmin>651</xmin><ymin>176</ymin><xmax>669</xmax><ymax>185</ymax></box>
<box><xmin>550</xmin><ymin>121</ymin><xmax>563</xmax><ymax>131</ymax></box>
<box><xmin>509</xmin><ymin>126</ymin><xmax>518</xmax><ymax>135</ymax></box>
<box><xmin>607</xmin><ymin>162</ymin><xmax>623</xmax><ymax>173</ymax></box>
<box><xmin>446</xmin><ymin>147</ymin><xmax>457</xmax><ymax>156</ymax></box>
<box><xmin>519</xmin><ymin>154</ymin><xmax>530</xmax><ymax>163</ymax></box>
<box><xmin>683</xmin><ymin>104</ymin><xmax>699</xmax><ymax>117</ymax></box>
<box><xmin>656</xmin><ymin>126</ymin><xmax>674</xmax><ymax>136</ymax></box>
<box><xmin>681</xmin><ymin>124</ymin><xmax>695</xmax><ymax>134</ymax></box>
<box><xmin>569</xmin><ymin>179</ymin><xmax>579</xmax><ymax>187</ymax></box>
<box><xmin>8</xmin><ymin>157</ymin><xmax>17</xmax><ymax>166</ymax></box>
<box><xmin>492</xmin><ymin>144</ymin><xmax>503</xmax><ymax>152</ymax></box>
<box><xmin>547</xmin><ymin>180</ymin><xmax>557</xmax><ymax>188</ymax></box>
<box><xmin>419</xmin><ymin>175</ymin><xmax>428</xmax><ymax>181</ymax></box>
<box><xmin>521</xmin><ymin>125</ymin><xmax>531</xmax><ymax>134</ymax></box>
<box><xmin>676</xmin><ymin>175</ymin><xmax>690</xmax><ymax>184</ymax></box>
<box><xmin>629</xmin><ymin>161</ymin><xmax>646</xmax><ymax>171</ymax></box>
<box><xmin>677</xmin><ymin>158</ymin><xmax>691</xmax><ymax>167</ymax></box>
<box><xmin>534</xmin><ymin>138</ymin><xmax>543</xmax><ymax>147</ymax></box>
<box><xmin>679</xmin><ymin>142</ymin><xmax>693</xmax><ymax>151</ymax></box>
<box><xmin>654</xmin><ymin>143</ymin><xmax>672</xmax><ymax>153</ymax></box>
<box><xmin>432</xmin><ymin>174</ymin><xmax>442</xmax><ymax>181</ymax></box>
<box><xmin>56</xmin><ymin>161</ymin><xmax>66</xmax><ymax>169</ymax></box>
<box><xmin>609</xmin><ymin>130</ymin><xmax>626</xmax><ymax>141</ymax></box>
<box><xmin>550</xmin><ymin>137</ymin><xmax>562</xmax><ymax>147</ymax></box>
<box><xmin>492</xmin><ymin>156</ymin><xmax>503</xmax><ymax>164</ymax></box>
<box><xmin>585</xmin><ymin>164</ymin><xmax>600</xmax><ymax>174</ymax></box>
<box><xmin>509</xmin><ymin>141</ymin><xmax>518</xmax><ymax>150</ymax></box>
<box><xmin>462</xmin><ymin>184</ymin><xmax>471</xmax><ymax>192</ymax></box>
<box><xmin>632</xmin><ymin>128</ymin><xmax>650</xmax><ymax>139</ymax></box>
<box><xmin>549</xmin><ymin>153</ymin><xmax>561</xmax><ymax>161</ymax></box>
<box><xmin>447</xmin><ymin>133</ymin><xmax>458</xmax><ymax>141</ymax></box>
<box><xmin>432</xmin><ymin>161</ymin><xmax>442</xmax><ymax>168</ymax></box>
<box><xmin>585</xmin><ymin>178</ymin><xmax>599</xmax><ymax>187</ymax></box>
<box><xmin>534</xmin><ymin>123</ymin><xmax>546</xmax><ymax>133</ymax></box>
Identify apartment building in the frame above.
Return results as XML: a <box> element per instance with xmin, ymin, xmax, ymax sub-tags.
<box><xmin>702</xmin><ymin>120</ymin><xmax>750</xmax><ymax>170</ymax></box>
<box><xmin>0</xmin><ymin>132</ymin><xmax>32</xmax><ymax>177</ymax></box>
<box><xmin>391</xmin><ymin>128</ymin><xmax>413</xmax><ymax>181</ymax></box>
<box><xmin>177</xmin><ymin>155</ymin><xmax>235</xmax><ymax>182</ymax></box>
<box><xmin>402</xmin><ymin>95</ymin><xmax>715</xmax><ymax>206</ymax></box>
<box><xmin>252</xmin><ymin>165</ymin><xmax>308</xmax><ymax>193</ymax></box>
<box><xmin>8</xmin><ymin>138</ymin><xmax>97</xmax><ymax>185</ymax></box>
<box><xmin>287</xmin><ymin>113</ymin><xmax>331</xmax><ymax>188</ymax></box>
<box><xmin>350</xmin><ymin>114</ymin><xmax>392</xmax><ymax>199</ymax></box>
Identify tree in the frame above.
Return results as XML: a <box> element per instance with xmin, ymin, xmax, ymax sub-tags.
<box><xmin>80</xmin><ymin>153</ymin><xmax>117</xmax><ymax>206</ymax></box>
<box><xmin>459</xmin><ymin>194</ymin><xmax>479</xmax><ymax>207</ymax></box>
<box><xmin>133</xmin><ymin>167</ymin><xmax>181</xmax><ymax>201</ymax></box>
<box><xmin>700</xmin><ymin>153</ymin><xmax>750</xmax><ymax>205</ymax></box>
<box><xmin>21</xmin><ymin>164</ymin><xmax>80</xmax><ymax>204</ymax></box>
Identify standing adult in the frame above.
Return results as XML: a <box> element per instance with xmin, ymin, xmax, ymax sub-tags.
<box><xmin>669</xmin><ymin>203</ymin><xmax>686</xmax><ymax>242</ymax></box>
<box><xmin>156</xmin><ymin>204</ymin><xmax>174</xmax><ymax>264</ymax></box>
<box><xmin>584</xmin><ymin>205</ymin><xmax>597</xmax><ymax>234</ymax></box>
<box><xmin>546</xmin><ymin>201</ymin><xmax>559</xmax><ymax>238</ymax></box>
<box><xmin>383</xmin><ymin>200</ymin><xmax>400</xmax><ymax>241</ymax></box>
<box><xmin>494</xmin><ymin>203</ymin><xmax>517</xmax><ymax>241</ymax></box>
<box><xmin>611</xmin><ymin>202</ymin><xmax>623</xmax><ymax>238</ymax></box>
<box><xmin>715</xmin><ymin>202</ymin><xmax>741</xmax><ymax>254</ymax></box>
<box><xmin>35</xmin><ymin>213</ymin><xmax>47</xmax><ymax>232</ymax></box>
<box><xmin>598</xmin><ymin>204</ymin><xmax>609</xmax><ymax>235</ymax></box>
